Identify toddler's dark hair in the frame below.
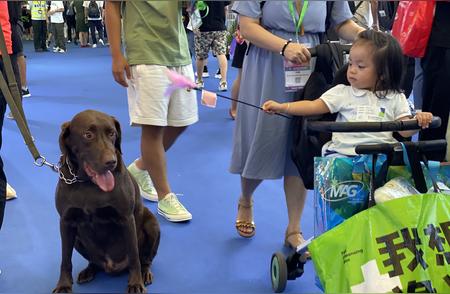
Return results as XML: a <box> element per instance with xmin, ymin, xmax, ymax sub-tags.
<box><xmin>353</xmin><ymin>30</ymin><xmax>404</xmax><ymax>96</ymax></box>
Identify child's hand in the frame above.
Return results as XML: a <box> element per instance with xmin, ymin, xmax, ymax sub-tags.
<box><xmin>415</xmin><ymin>112</ymin><xmax>433</xmax><ymax>129</ymax></box>
<box><xmin>263</xmin><ymin>100</ymin><xmax>286</xmax><ymax>114</ymax></box>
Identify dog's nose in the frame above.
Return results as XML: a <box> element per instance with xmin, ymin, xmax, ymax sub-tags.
<box><xmin>105</xmin><ymin>159</ymin><xmax>117</xmax><ymax>170</ymax></box>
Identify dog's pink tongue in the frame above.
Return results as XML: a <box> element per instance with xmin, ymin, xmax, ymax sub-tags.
<box><xmin>95</xmin><ymin>171</ymin><xmax>115</xmax><ymax>192</ymax></box>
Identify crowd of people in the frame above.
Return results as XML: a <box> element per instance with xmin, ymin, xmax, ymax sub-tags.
<box><xmin>1</xmin><ymin>0</ymin><xmax>449</xmax><ymax>282</ymax></box>
<box><xmin>25</xmin><ymin>1</ymin><xmax>108</xmax><ymax>54</ymax></box>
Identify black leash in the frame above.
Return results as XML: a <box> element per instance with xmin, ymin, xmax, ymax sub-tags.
<box><xmin>196</xmin><ymin>88</ymin><xmax>291</xmax><ymax>119</ymax></box>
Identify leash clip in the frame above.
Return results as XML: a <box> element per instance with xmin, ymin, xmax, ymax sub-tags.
<box><xmin>34</xmin><ymin>156</ymin><xmax>59</xmax><ymax>173</ymax></box>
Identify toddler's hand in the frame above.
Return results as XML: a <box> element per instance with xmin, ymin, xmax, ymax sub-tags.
<box><xmin>415</xmin><ymin>112</ymin><xmax>433</xmax><ymax>129</ymax></box>
<box><xmin>263</xmin><ymin>100</ymin><xmax>283</xmax><ymax>114</ymax></box>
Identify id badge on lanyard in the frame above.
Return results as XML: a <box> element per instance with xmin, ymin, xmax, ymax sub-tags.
<box><xmin>284</xmin><ymin>45</ymin><xmax>312</xmax><ymax>92</ymax></box>
<box><xmin>284</xmin><ymin>0</ymin><xmax>310</xmax><ymax>92</ymax></box>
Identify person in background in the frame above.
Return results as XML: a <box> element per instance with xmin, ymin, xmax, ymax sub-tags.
<box><xmin>105</xmin><ymin>1</ymin><xmax>198</xmax><ymax>222</ymax></box>
<box><xmin>83</xmin><ymin>0</ymin><xmax>104</xmax><ymax>48</ymax></box>
<box><xmin>1</xmin><ymin>0</ymin><xmax>22</xmax><ymax>237</ymax></box>
<box><xmin>29</xmin><ymin>0</ymin><xmax>48</xmax><ymax>52</ymax></box>
<box><xmin>419</xmin><ymin>1</ymin><xmax>450</xmax><ymax>161</ymax></box>
<box><xmin>73</xmin><ymin>0</ymin><xmax>89</xmax><ymax>47</ymax></box>
<box><xmin>194</xmin><ymin>1</ymin><xmax>230</xmax><ymax>91</ymax></box>
<box><xmin>65</xmin><ymin>1</ymin><xmax>78</xmax><ymax>45</ymax></box>
<box><xmin>48</xmin><ymin>1</ymin><xmax>66</xmax><ymax>53</ymax></box>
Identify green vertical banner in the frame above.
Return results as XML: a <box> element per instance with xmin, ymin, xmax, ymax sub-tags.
<box><xmin>309</xmin><ymin>194</ymin><xmax>450</xmax><ymax>293</ymax></box>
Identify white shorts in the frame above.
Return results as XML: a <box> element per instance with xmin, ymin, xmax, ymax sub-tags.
<box><xmin>127</xmin><ymin>64</ymin><xmax>198</xmax><ymax>127</ymax></box>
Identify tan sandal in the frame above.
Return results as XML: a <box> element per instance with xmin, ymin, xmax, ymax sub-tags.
<box><xmin>235</xmin><ymin>199</ymin><xmax>255</xmax><ymax>238</ymax></box>
<box><xmin>284</xmin><ymin>231</ymin><xmax>311</xmax><ymax>258</ymax></box>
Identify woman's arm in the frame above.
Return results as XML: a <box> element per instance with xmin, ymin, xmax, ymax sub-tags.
<box><xmin>335</xmin><ymin>19</ymin><xmax>365</xmax><ymax>42</ymax></box>
<box><xmin>239</xmin><ymin>15</ymin><xmax>311</xmax><ymax>64</ymax></box>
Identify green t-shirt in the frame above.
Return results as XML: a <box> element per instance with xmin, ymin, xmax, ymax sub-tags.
<box><xmin>122</xmin><ymin>1</ymin><xmax>191</xmax><ymax>66</ymax></box>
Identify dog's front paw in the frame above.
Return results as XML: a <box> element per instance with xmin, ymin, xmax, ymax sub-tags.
<box><xmin>127</xmin><ymin>283</ymin><xmax>146</xmax><ymax>293</ymax></box>
<box><xmin>142</xmin><ymin>270</ymin><xmax>153</xmax><ymax>286</ymax></box>
<box><xmin>52</xmin><ymin>284</ymin><xmax>73</xmax><ymax>293</ymax></box>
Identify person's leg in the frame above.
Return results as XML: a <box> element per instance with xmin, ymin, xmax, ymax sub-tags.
<box><xmin>56</xmin><ymin>23</ymin><xmax>66</xmax><ymax>51</ymax></box>
<box><xmin>17</xmin><ymin>55</ymin><xmax>27</xmax><ymax>94</ymax></box>
<box><xmin>194</xmin><ymin>31</ymin><xmax>208</xmax><ymax>85</ymax></box>
<box><xmin>31</xmin><ymin>20</ymin><xmax>41</xmax><ymax>50</ymax></box>
<box><xmin>230</xmin><ymin>68</ymin><xmax>241</xmax><ymax>119</ymax></box>
<box><xmin>89</xmin><ymin>20</ymin><xmax>97</xmax><ymax>45</ymax></box>
<box><xmin>95</xmin><ymin>20</ymin><xmax>104</xmax><ymax>44</ymax></box>
<box><xmin>134</xmin><ymin>125</ymin><xmax>187</xmax><ymax>198</ymax></box>
<box><xmin>195</xmin><ymin>58</ymin><xmax>205</xmax><ymax>83</ymax></box>
<box><xmin>235</xmin><ymin>176</ymin><xmax>262</xmax><ymax>236</ymax></box>
<box><xmin>217</xmin><ymin>54</ymin><xmax>227</xmax><ymax>84</ymax></box>
<box><xmin>283</xmin><ymin>175</ymin><xmax>308</xmax><ymax>247</ymax></box>
<box><xmin>139</xmin><ymin>125</ymin><xmax>171</xmax><ymax>199</ymax></box>
<box><xmin>212</xmin><ymin>31</ymin><xmax>228</xmax><ymax>91</ymax></box>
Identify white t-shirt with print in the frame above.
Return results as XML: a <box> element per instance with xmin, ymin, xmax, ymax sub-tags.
<box><xmin>320</xmin><ymin>84</ymin><xmax>412</xmax><ymax>156</ymax></box>
<box><xmin>50</xmin><ymin>1</ymin><xmax>64</xmax><ymax>24</ymax></box>
<box><xmin>83</xmin><ymin>1</ymin><xmax>103</xmax><ymax>21</ymax></box>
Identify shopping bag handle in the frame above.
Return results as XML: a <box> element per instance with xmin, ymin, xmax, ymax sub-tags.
<box><xmin>400</xmin><ymin>142</ymin><xmax>440</xmax><ymax>193</ymax></box>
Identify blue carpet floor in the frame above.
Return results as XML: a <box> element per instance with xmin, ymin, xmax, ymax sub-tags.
<box><xmin>0</xmin><ymin>41</ymin><xmax>318</xmax><ymax>293</ymax></box>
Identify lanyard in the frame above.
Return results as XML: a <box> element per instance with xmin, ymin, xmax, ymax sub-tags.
<box><xmin>288</xmin><ymin>0</ymin><xmax>309</xmax><ymax>42</ymax></box>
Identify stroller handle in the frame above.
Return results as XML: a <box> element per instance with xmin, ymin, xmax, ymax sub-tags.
<box><xmin>307</xmin><ymin>117</ymin><xmax>441</xmax><ymax>133</ymax></box>
<box><xmin>355</xmin><ymin>139</ymin><xmax>447</xmax><ymax>155</ymax></box>
<box><xmin>308</xmin><ymin>43</ymin><xmax>351</xmax><ymax>57</ymax></box>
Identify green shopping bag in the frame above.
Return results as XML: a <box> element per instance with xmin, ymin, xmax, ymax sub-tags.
<box><xmin>309</xmin><ymin>194</ymin><xmax>450</xmax><ymax>293</ymax></box>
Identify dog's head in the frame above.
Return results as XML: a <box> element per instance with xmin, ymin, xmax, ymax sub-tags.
<box><xmin>59</xmin><ymin>110</ymin><xmax>122</xmax><ymax>192</ymax></box>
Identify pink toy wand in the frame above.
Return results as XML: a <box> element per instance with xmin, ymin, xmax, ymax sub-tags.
<box><xmin>165</xmin><ymin>69</ymin><xmax>290</xmax><ymax>119</ymax></box>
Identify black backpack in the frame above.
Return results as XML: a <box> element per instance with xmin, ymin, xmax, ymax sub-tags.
<box><xmin>88</xmin><ymin>1</ymin><xmax>100</xmax><ymax>18</ymax></box>
<box><xmin>291</xmin><ymin>43</ymin><xmax>350</xmax><ymax>189</ymax></box>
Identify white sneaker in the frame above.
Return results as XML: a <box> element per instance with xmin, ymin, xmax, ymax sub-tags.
<box><xmin>157</xmin><ymin>193</ymin><xmax>192</xmax><ymax>222</ymax></box>
<box><xmin>218</xmin><ymin>81</ymin><xmax>228</xmax><ymax>92</ymax></box>
<box><xmin>6</xmin><ymin>183</ymin><xmax>17</xmax><ymax>200</ymax></box>
<box><xmin>92</xmin><ymin>44</ymin><xmax>97</xmax><ymax>48</ymax></box>
<box><xmin>98</xmin><ymin>39</ymin><xmax>105</xmax><ymax>46</ymax></box>
<box><xmin>127</xmin><ymin>159</ymin><xmax>158</xmax><ymax>202</ymax></box>
<box><xmin>196</xmin><ymin>79</ymin><xmax>204</xmax><ymax>89</ymax></box>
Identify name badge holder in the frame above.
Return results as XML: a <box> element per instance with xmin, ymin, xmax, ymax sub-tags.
<box><xmin>283</xmin><ymin>0</ymin><xmax>310</xmax><ymax>92</ymax></box>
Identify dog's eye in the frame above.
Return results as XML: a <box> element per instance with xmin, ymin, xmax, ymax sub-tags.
<box><xmin>108</xmin><ymin>131</ymin><xmax>116</xmax><ymax>138</ymax></box>
<box><xmin>84</xmin><ymin>132</ymin><xmax>94</xmax><ymax>140</ymax></box>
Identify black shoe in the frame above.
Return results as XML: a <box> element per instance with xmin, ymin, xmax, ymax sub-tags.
<box><xmin>202</xmin><ymin>66</ymin><xmax>209</xmax><ymax>78</ymax></box>
<box><xmin>215</xmin><ymin>69</ymin><xmax>221</xmax><ymax>79</ymax></box>
<box><xmin>22</xmin><ymin>88</ymin><xmax>31</xmax><ymax>98</ymax></box>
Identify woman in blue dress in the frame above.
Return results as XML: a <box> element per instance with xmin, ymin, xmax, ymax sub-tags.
<box><xmin>230</xmin><ymin>1</ymin><xmax>364</xmax><ymax>248</ymax></box>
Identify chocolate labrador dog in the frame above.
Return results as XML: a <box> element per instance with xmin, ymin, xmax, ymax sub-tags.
<box><xmin>53</xmin><ymin>110</ymin><xmax>160</xmax><ymax>293</ymax></box>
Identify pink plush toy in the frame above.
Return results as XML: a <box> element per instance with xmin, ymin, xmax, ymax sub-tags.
<box><xmin>164</xmin><ymin>69</ymin><xmax>198</xmax><ymax>96</ymax></box>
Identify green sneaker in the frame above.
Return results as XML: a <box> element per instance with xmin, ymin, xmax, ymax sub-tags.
<box><xmin>158</xmin><ymin>193</ymin><xmax>192</xmax><ymax>222</ymax></box>
<box><xmin>127</xmin><ymin>159</ymin><xmax>158</xmax><ymax>202</ymax></box>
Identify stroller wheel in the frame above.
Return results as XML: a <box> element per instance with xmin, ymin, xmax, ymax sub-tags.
<box><xmin>270</xmin><ymin>252</ymin><xmax>288</xmax><ymax>293</ymax></box>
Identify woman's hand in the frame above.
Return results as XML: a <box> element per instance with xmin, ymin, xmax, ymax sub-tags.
<box><xmin>415</xmin><ymin>112</ymin><xmax>433</xmax><ymax>129</ymax></box>
<box><xmin>263</xmin><ymin>100</ymin><xmax>287</xmax><ymax>114</ymax></box>
<box><xmin>283</xmin><ymin>42</ymin><xmax>311</xmax><ymax>65</ymax></box>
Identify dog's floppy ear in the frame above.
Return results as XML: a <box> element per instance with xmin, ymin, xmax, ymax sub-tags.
<box><xmin>111</xmin><ymin>116</ymin><xmax>122</xmax><ymax>154</ymax></box>
<box><xmin>59</xmin><ymin>122</ymin><xmax>71</xmax><ymax>161</ymax></box>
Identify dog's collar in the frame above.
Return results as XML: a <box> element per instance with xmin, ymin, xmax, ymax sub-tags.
<box><xmin>58</xmin><ymin>156</ymin><xmax>86</xmax><ymax>185</ymax></box>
